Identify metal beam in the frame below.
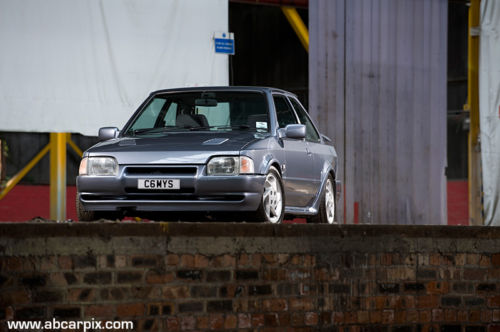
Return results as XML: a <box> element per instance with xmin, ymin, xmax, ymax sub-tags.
<box><xmin>281</xmin><ymin>6</ymin><xmax>309</xmax><ymax>52</ymax></box>
<box><xmin>50</xmin><ymin>133</ymin><xmax>66</xmax><ymax>221</ymax></box>
<box><xmin>467</xmin><ymin>0</ymin><xmax>482</xmax><ymax>225</ymax></box>
<box><xmin>0</xmin><ymin>143</ymin><xmax>50</xmax><ymax>201</ymax></box>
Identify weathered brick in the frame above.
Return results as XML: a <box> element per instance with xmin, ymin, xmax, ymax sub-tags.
<box><xmin>224</xmin><ymin>314</ymin><xmax>238</xmax><ymax>329</ymax></box>
<box><xmin>441</xmin><ymin>296</ymin><xmax>462</xmax><ymax>307</ymax></box>
<box><xmin>213</xmin><ymin>254</ymin><xmax>236</xmax><ymax>268</ymax></box>
<box><xmin>264</xmin><ymin>268</ymin><xmax>287</xmax><ymax>281</ymax></box>
<box><xmin>72</xmin><ymin>254</ymin><xmax>97</xmax><ymax>269</ymax></box>
<box><xmin>117</xmin><ymin>271</ymin><xmax>142</xmax><ymax>283</ymax></box>
<box><xmin>477</xmin><ymin>283</ymin><xmax>496</xmax><ymax>292</ymax></box>
<box><xmin>465</xmin><ymin>297</ymin><xmax>485</xmax><ymax>306</ymax></box>
<box><xmin>115</xmin><ymin>255</ymin><xmax>127</xmax><ymax>268</ymax></box>
<box><xmin>0</xmin><ymin>290</ymin><xmax>30</xmax><ymax>306</ymax></box>
<box><xmin>238</xmin><ymin>313</ymin><xmax>251</xmax><ymax>328</ymax></box>
<box><xmin>191</xmin><ymin>285</ymin><xmax>217</xmax><ymax>297</ymax></box>
<box><xmin>84</xmin><ymin>272</ymin><xmax>111</xmax><ymax>284</ymax></box>
<box><xmin>117</xmin><ymin>303</ymin><xmax>144</xmax><ymax>317</ymax></box>
<box><xmin>162</xmin><ymin>303</ymin><xmax>173</xmax><ymax>315</ymax></box>
<box><xmin>330</xmin><ymin>283</ymin><xmax>350</xmax><ymax>294</ymax></box>
<box><xmin>207</xmin><ymin>300</ymin><xmax>233</xmax><ymax>312</ymax></box>
<box><xmin>206</xmin><ymin>270</ymin><xmax>231</xmax><ymax>282</ymax></box>
<box><xmin>15</xmin><ymin>307</ymin><xmax>46</xmax><ymax>320</ymax></box>
<box><xmin>166</xmin><ymin>254</ymin><xmax>179</xmax><ymax>266</ymax></box>
<box><xmin>132</xmin><ymin>255</ymin><xmax>158</xmax><ymax>267</ymax></box>
<box><xmin>197</xmin><ymin>316</ymin><xmax>210</xmax><ymax>329</ymax></box>
<box><xmin>180</xmin><ymin>316</ymin><xmax>196</xmax><ymax>330</ymax></box>
<box><xmin>47</xmin><ymin>272</ymin><xmax>67</xmax><ymax>287</ymax></box>
<box><xmin>53</xmin><ymin>307</ymin><xmax>81</xmax><ymax>318</ymax></box>
<box><xmin>416</xmin><ymin>269</ymin><xmax>436</xmax><ymax>280</ymax></box>
<box><xmin>178</xmin><ymin>301</ymin><xmax>203</xmax><ymax>312</ymax></box>
<box><xmin>63</xmin><ymin>272</ymin><xmax>78</xmax><ymax>285</ymax></box>
<box><xmin>146</xmin><ymin>270</ymin><xmax>175</xmax><ymax>284</ymax></box>
<box><xmin>68</xmin><ymin>288</ymin><xmax>95</xmax><ymax>302</ymax></box>
<box><xmin>289</xmin><ymin>297</ymin><xmax>314</xmax><ymax>311</ymax></box>
<box><xmin>21</xmin><ymin>275</ymin><xmax>47</xmax><ymax>287</ymax></box>
<box><xmin>251</xmin><ymin>313</ymin><xmax>265</xmax><ymax>327</ymax></box>
<box><xmin>464</xmin><ymin>269</ymin><xmax>486</xmax><ymax>281</ymax></box>
<box><xmin>210</xmin><ymin>314</ymin><xmax>225</xmax><ymax>329</ymax></box>
<box><xmin>378</xmin><ymin>283</ymin><xmax>399</xmax><ymax>294</ymax></box>
<box><xmin>416</xmin><ymin>295</ymin><xmax>439</xmax><ymax>308</ymax></box>
<box><xmin>404</xmin><ymin>282</ymin><xmax>425</xmax><ymax>292</ymax></box>
<box><xmin>262</xmin><ymin>299</ymin><xmax>288</xmax><ymax>312</ymax></box>
<box><xmin>177</xmin><ymin>270</ymin><xmax>202</xmax><ymax>280</ymax></box>
<box><xmin>85</xmin><ymin>305</ymin><xmax>114</xmax><ymax>317</ymax></box>
<box><xmin>426</xmin><ymin>281</ymin><xmax>448</xmax><ymax>294</ymax></box>
<box><xmin>220</xmin><ymin>285</ymin><xmax>244</xmax><ymax>297</ymax></box>
<box><xmin>236</xmin><ymin>270</ymin><xmax>259</xmax><ymax>280</ymax></box>
<box><xmin>163</xmin><ymin>285</ymin><xmax>189</xmax><ymax>299</ymax></box>
<box><xmin>249</xmin><ymin>285</ymin><xmax>272</xmax><ymax>296</ymax></box>
<box><xmin>166</xmin><ymin>317</ymin><xmax>180</xmax><ymax>330</ymax></box>
<box><xmin>33</xmin><ymin>290</ymin><xmax>63</xmax><ymax>303</ymax></box>
<box><xmin>492</xmin><ymin>254</ymin><xmax>500</xmax><ymax>266</ymax></box>
<box><xmin>490</xmin><ymin>296</ymin><xmax>500</xmax><ymax>307</ymax></box>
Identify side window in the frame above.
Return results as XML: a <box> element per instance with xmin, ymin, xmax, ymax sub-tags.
<box><xmin>289</xmin><ymin>97</ymin><xmax>321</xmax><ymax>142</ymax></box>
<box><xmin>273</xmin><ymin>95</ymin><xmax>298</xmax><ymax>128</ymax></box>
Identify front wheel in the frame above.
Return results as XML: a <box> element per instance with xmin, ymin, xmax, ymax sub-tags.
<box><xmin>254</xmin><ymin>166</ymin><xmax>285</xmax><ymax>223</ymax></box>
<box><xmin>76</xmin><ymin>194</ymin><xmax>120</xmax><ymax>222</ymax></box>
<box><xmin>309</xmin><ymin>174</ymin><xmax>336</xmax><ymax>224</ymax></box>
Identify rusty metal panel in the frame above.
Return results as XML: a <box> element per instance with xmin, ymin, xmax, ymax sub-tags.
<box><xmin>309</xmin><ymin>0</ymin><xmax>447</xmax><ymax>225</ymax></box>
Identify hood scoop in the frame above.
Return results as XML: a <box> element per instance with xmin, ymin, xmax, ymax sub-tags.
<box><xmin>202</xmin><ymin>138</ymin><xmax>228</xmax><ymax>145</ymax></box>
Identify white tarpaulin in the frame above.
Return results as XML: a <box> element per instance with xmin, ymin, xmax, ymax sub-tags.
<box><xmin>0</xmin><ymin>0</ymin><xmax>228</xmax><ymax>136</ymax></box>
<box><xmin>480</xmin><ymin>0</ymin><xmax>500</xmax><ymax>225</ymax></box>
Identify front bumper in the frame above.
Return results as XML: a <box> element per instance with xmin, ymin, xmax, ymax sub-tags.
<box><xmin>77</xmin><ymin>165</ymin><xmax>265</xmax><ymax>212</ymax></box>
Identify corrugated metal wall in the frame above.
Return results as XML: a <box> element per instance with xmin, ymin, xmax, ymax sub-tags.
<box><xmin>309</xmin><ymin>0</ymin><xmax>447</xmax><ymax>225</ymax></box>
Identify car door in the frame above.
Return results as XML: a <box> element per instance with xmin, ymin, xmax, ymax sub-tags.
<box><xmin>288</xmin><ymin>96</ymin><xmax>325</xmax><ymax>195</ymax></box>
<box><xmin>273</xmin><ymin>94</ymin><xmax>316</xmax><ymax>207</ymax></box>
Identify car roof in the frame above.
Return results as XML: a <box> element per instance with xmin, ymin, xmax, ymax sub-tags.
<box><xmin>150</xmin><ymin>86</ymin><xmax>295</xmax><ymax>97</ymax></box>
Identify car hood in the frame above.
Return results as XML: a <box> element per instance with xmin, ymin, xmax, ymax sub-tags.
<box><xmin>86</xmin><ymin>131</ymin><xmax>268</xmax><ymax>164</ymax></box>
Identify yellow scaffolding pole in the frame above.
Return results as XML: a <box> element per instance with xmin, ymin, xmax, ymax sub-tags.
<box><xmin>467</xmin><ymin>0</ymin><xmax>482</xmax><ymax>225</ymax></box>
<box><xmin>281</xmin><ymin>6</ymin><xmax>309</xmax><ymax>52</ymax></box>
<box><xmin>0</xmin><ymin>133</ymin><xmax>83</xmax><ymax>221</ymax></box>
<box><xmin>50</xmin><ymin>133</ymin><xmax>67</xmax><ymax>221</ymax></box>
<box><xmin>0</xmin><ymin>143</ymin><xmax>50</xmax><ymax>201</ymax></box>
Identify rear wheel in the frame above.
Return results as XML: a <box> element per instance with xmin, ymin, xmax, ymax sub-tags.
<box><xmin>309</xmin><ymin>174</ymin><xmax>336</xmax><ymax>224</ymax></box>
<box><xmin>254</xmin><ymin>166</ymin><xmax>285</xmax><ymax>223</ymax></box>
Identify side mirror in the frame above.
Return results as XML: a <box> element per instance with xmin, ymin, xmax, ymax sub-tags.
<box><xmin>285</xmin><ymin>124</ymin><xmax>306</xmax><ymax>139</ymax></box>
<box><xmin>98</xmin><ymin>127</ymin><xmax>119</xmax><ymax>141</ymax></box>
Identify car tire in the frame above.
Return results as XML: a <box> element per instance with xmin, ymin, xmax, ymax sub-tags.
<box><xmin>254</xmin><ymin>166</ymin><xmax>285</xmax><ymax>223</ymax></box>
<box><xmin>76</xmin><ymin>194</ymin><xmax>119</xmax><ymax>222</ymax></box>
<box><xmin>309</xmin><ymin>174</ymin><xmax>336</xmax><ymax>224</ymax></box>
<box><xmin>76</xmin><ymin>194</ymin><xmax>97</xmax><ymax>222</ymax></box>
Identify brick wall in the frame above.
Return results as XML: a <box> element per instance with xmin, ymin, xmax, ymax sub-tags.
<box><xmin>1</xmin><ymin>223</ymin><xmax>500</xmax><ymax>331</ymax></box>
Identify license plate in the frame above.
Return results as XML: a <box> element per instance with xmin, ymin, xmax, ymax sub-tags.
<box><xmin>138</xmin><ymin>179</ymin><xmax>180</xmax><ymax>190</ymax></box>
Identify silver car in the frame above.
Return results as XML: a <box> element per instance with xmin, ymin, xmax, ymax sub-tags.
<box><xmin>77</xmin><ymin>87</ymin><xmax>340</xmax><ymax>223</ymax></box>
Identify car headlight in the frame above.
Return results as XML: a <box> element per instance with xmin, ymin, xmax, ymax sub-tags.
<box><xmin>207</xmin><ymin>156</ymin><xmax>254</xmax><ymax>175</ymax></box>
<box><xmin>79</xmin><ymin>157</ymin><xmax>119</xmax><ymax>176</ymax></box>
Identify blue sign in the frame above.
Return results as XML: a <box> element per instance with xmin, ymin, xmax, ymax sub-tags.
<box><xmin>214</xmin><ymin>37</ymin><xmax>234</xmax><ymax>55</ymax></box>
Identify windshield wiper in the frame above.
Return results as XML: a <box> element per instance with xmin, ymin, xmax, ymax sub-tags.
<box><xmin>189</xmin><ymin>125</ymin><xmax>251</xmax><ymax>131</ymax></box>
<box><xmin>130</xmin><ymin>126</ymin><xmax>187</xmax><ymax>136</ymax></box>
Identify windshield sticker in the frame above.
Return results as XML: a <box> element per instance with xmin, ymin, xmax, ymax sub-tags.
<box><xmin>256</xmin><ymin>122</ymin><xmax>268</xmax><ymax>130</ymax></box>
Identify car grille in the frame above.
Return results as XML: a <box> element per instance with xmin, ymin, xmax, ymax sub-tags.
<box><xmin>124</xmin><ymin>166</ymin><xmax>198</xmax><ymax>176</ymax></box>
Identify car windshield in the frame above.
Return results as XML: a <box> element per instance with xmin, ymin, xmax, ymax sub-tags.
<box><xmin>124</xmin><ymin>91</ymin><xmax>270</xmax><ymax>136</ymax></box>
